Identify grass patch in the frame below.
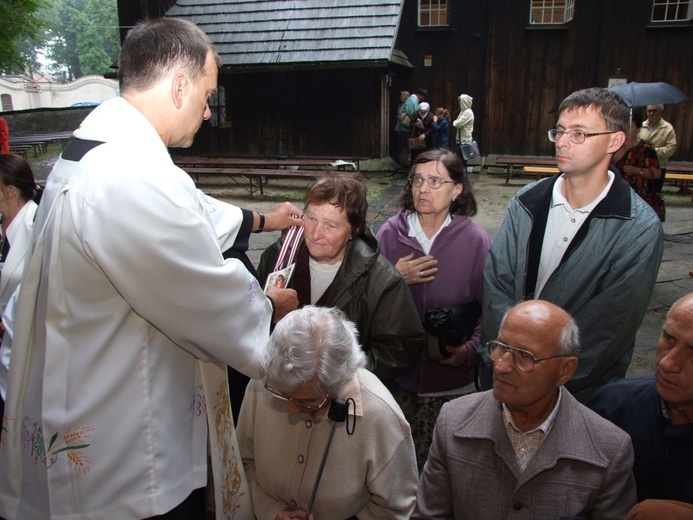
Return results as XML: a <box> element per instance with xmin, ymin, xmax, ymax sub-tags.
<box><xmin>662</xmin><ymin>186</ymin><xmax>692</xmax><ymax>206</ymax></box>
<box><xmin>27</xmin><ymin>143</ymin><xmax>64</xmax><ymax>164</ymax></box>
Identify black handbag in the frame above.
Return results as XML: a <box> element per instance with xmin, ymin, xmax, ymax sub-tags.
<box><xmin>423</xmin><ymin>301</ymin><xmax>482</xmax><ymax>360</ymax></box>
<box><xmin>459</xmin><ymin>140</ymin><xmax>480</xmax><ymax>161</ymax></box>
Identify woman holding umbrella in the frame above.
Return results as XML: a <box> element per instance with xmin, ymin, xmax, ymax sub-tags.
<box><xmin>611</xmin><ymin>111</ymin><xmax>662</xmax><ymax>215</ymax></box>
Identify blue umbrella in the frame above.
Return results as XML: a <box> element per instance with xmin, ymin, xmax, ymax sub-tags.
<box><xmin>608</xmin><ymin>81</ymin><xmax>687</xmax><ymax>108</ymax></box>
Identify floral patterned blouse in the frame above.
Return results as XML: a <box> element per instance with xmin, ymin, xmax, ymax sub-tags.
<box><xmin>614</xmin><ymin>139</ymin><xmax>660</xmax><ymax>195</ymax></box>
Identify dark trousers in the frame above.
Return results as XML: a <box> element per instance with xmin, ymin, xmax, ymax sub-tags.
<box><xmin>145</xmin><ymin>487</ymin><xmax>207</xmax><ymax>520</ymax></box>
<box><xmin>656</xmin><ymin>168</ymin><xmax>666</xmax><ymax>193</ymax></box>
<box><xmin>455</xmin><ymin>142</ymin><xmax>468</xmax><ymax>170</ymax></box>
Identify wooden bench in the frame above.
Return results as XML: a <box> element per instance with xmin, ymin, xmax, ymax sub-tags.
<box><xmin>666</xmin><ymin>162</ymin><xmax>693</xmax><ymax>181</ymax></box>
<box><xmin>665</xmin><ymin>162</ymin><xmax>693</xmax><ymax>201</ymax></box>
<box><xmin>174</xmin><ymin>156</ymin><xmax>358</xmax><ymax>171</ymax></box>
<box><xmin>182</xmin><ymin>166</ymin><xmax>334</xmax><ymax>197</ymax></box>
<box><xmin>495</xmin><ymin>155</ymin><xmax>557</xmax><ymax>184</ymax></box>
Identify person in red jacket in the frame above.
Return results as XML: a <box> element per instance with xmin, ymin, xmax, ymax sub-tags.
<box><xmin>0</xmin><ymin>118</ymin><xmax>9</xmax><ymax>154</ymax></box>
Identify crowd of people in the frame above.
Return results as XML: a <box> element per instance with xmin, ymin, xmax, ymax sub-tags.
<box><xmin>0</xmin><ymin>16</ymin><xmax>689</xmax><ymax>520</ymax></box>
<box><xmin>396</xmin><ymin>89</ymin><xmax>476</xmax><ymax>170</ymax></box>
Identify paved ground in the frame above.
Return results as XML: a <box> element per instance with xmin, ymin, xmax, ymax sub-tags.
<box><xmin>31</xmin><ymin>155</ymin><xmax>693</xmax><ymax>378</ymax></box>
<box><xmin>237</xmin><ymin>171</ymin><xmax>692</xmax><ymax>379</ymax></box>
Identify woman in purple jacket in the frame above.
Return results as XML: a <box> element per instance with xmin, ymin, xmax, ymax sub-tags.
<box><xmin>377</xmin><ymin>149</ymin><xmax>491</xmax><ymax>471</ymax></box>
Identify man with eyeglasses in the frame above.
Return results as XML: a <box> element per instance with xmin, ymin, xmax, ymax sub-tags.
<box><xmin>639</xmin><ymin>104</ymin><xmax>678</xmax><ymax>194</ymax></box>
<box><xmin>413</xmin><ymin>300</ymin><xmax>636</xmax><ymax>519</ymax></box>
<box><xmin>237</xmin><ymin>306</ymin><xmax>418</xmax><ymax>520</ymax></box>
<box><xmin>480</xmin><ymin>87</ymin><xmax>664</xmax><ymax>404</ymax></box>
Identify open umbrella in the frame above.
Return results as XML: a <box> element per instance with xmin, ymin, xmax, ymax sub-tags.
<box><xmin>608</xmin><ymin>81</ymin><xmax>688</xmax><ymax>108</ymax></box>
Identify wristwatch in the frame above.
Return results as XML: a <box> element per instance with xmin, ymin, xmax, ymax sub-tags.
<box><xmin>253</xmin><ymin>211</ymin><xmax>265</xmax><ymax>233</ymax></box>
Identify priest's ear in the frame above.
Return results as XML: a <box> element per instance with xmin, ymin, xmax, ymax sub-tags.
<box><xmin>171</xmin><ymin>72</ymin><xmax>189</xmax><ymax>109</ymax></box>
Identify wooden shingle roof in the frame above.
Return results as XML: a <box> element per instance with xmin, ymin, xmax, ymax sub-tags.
<box><xmin>166</xmin><ymin>0</ymin><xmax>408</xmax><ymax>70</ymax></box>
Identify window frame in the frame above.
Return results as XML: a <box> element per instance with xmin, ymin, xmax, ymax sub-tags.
<box><xmin>1</xmin><ymin>94</ymin><xmax>13</xmax><ymax>112</ymax></box>
<box><xmin>528</xmin><ymin>0</ymin><xmax>575</xmax><ymax>26</ymax></box>
<box><xmin>418</xmin><ymin>0</ymin><xmax>449</xmax><ymax>28</ymax></box>
<box><xmin>650</xmin><ymin>0</ymin><xmax>693</xmax><ymax>23</ymax></box>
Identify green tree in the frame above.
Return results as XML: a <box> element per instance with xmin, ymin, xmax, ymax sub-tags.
<box><xmin>0</xmin><ymin>0</ymin><xmax>47</xmax><ymax>73</ymax></box>
<box><xmin>45</xmin><ymin>0</ymin><xmax>119</xmax><ymax>81</ymax></box>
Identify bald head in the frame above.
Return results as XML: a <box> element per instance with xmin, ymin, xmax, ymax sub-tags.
<box><xmin>655</xmin><ymin>292</ymin><xmax>693</xmax><ymax>424</ymax></box>
<box><xmin>667</xmin><ymin>293</ymin><xmax>693</xmax><ymax>321</ymax></box>
<box><xmin>500</xmin><ymin>300</ymin><xmax>580</xmax><ymax>357</ymax></box>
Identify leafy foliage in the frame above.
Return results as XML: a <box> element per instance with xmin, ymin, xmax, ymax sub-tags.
<box><xmin>0</xmin><ymin>0</ymin><xmax>120</xmax><ymax>81</ymax></box>
<box><xmin>0</xmin><ymin>0</ymin><xmax>47</xmax><ymax>73</ymax></box>
<box><xmin>45</xmin><ymin>0</ymin><xmax>120</xmax><ymax>81</ymax></box>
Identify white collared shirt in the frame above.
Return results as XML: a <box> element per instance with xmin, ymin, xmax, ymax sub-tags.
<box><xmin>536</xmin><ymin>171</ymin><xmax>614</xmax><ymax>296</ymax></box>
<box><xmin>407</xmin><ymin>212</ymin><xmax>452</xmax><ymax>254</ymax></box>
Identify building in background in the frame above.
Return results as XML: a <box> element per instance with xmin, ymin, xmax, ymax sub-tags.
<box><xmin>0</xmin><ymin>75</ymin><xmax>119</xmax><ymax>112</ymax></box>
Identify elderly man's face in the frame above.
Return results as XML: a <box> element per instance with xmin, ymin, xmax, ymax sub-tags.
<box><xmin>492</xmin><ymin>302</ymin><xmax>575</xmax><ymax>415</ymax></box>
<box><xmin>646</xmin><ymin>105</ymin><xmax>663</xmax><ymax>126</ymax></box>
<box><xmin>655</xmin><ymin>296</ymin><xmax>693</xmax><ymax>421</ymax></box>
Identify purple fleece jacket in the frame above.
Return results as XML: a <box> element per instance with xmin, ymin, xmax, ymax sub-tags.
<box><xmin>377</xmin><ymin>210</ymin><xmax>491</xmax><ymax>393</ymax></box>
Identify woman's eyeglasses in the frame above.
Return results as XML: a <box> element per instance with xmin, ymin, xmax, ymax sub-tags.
<box><xmin>264</xmin><ymin>384</ymin><xmax>331</xmax><ymax>411</ymax></box>
<box><xmin>409</xmin><ymin>175</ymin><xmax>456</xmax><ymax>189</ymax></box>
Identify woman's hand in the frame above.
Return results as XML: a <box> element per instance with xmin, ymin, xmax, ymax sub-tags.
<box><xmin>623</xmin><ymin>165</ymin><xmax>641</xmax><ymax>177</ymax></box>
<box><xmin>394</xmin><ymin>252</ymin><xmax>438</xmax><ymax>285</ymax></box>
<box><xmin>275</xmin><ymin>507</ymin><xmax>313</xmax><ymax>520</ymax></box>
<box><xmin>439</xmin><ymin>343</ymin><xmax>469</xmax><ymax>367</ymax></box>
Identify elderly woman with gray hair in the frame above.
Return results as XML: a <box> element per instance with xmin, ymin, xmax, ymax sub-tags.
<box><xmin>236</xmin><ymin>306</ymin><xmax>418</xmax><ymax>520</ymax></box>
<box><xmin>410</xmin><ymin>101</ymin><xmax>435</xmax><ymax>163</ymax></box>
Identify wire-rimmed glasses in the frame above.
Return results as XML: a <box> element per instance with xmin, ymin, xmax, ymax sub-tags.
<box><xmin>409</xmin><ymin>175</ymin><xmax>457</xmax><ymax>189</ymax></box>
<box><xmin>264</xmin><ymin>383</ymin><xmax>331</xmax><ymax>411</ymax></box>
<box><xmin>486</xmin><ymin>340</ymin><xmax>572</xmax><ymax>372</ymax></box>
<box><xmin>547</xmin><ymin>129</ymin><xmax>616</xmax><ymax>144</ymax></box>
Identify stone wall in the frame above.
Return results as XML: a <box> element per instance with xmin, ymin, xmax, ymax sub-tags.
<box><xmin>2</xmin><ymin>107</ymin><xmax>96</xmax><ymax>135</ymax></box>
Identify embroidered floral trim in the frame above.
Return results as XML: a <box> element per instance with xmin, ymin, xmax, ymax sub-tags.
<box><xmin>21</xmin><ymin>416</ymin><xmax>94</xmax><ymax>475</ymax></box>
<box><xmin>0</xmin><ymin>415</ymin><xmax>14</xmax><ymax>452</ymax></box>
<box><xmin>247</xmin><ymin>272</ymin><xmax>258</xmax><ymax>306</ymax></box>
<box><xmin>214</xmin><ymin>382</ymin><xmax>245</xmax><ymax>518</ymax></box>
<box><xmin>190</xmin><ymin>385</ymin><xmax>206</xmax><ymax>416</ymax></box>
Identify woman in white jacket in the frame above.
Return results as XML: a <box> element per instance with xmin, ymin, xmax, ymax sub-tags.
<box><xmin>453</xmin><ymin>94</ymin><xmax>474</xmax><ymax>168</ymax></box>
<box><xmin>0</xmin><ymin>153</ymin><xmax>41</xmax><ymax>426</ymax></box>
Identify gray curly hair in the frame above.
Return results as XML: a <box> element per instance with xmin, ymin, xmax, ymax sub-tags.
<box><xmin>261</xmin><ymin>306</ymin><xmax>367</xmax><ymax>395</ymax></box>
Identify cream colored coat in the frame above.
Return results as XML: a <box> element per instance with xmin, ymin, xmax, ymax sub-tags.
<box><xmin>0</xmin><ymin>98</ymin><xmax>269</xmax><ymax>519</ymax></box>
<box><xmin>238</xmin><ymin>370</ymin><xmax>418</xmax><ymax>520</ymax></box>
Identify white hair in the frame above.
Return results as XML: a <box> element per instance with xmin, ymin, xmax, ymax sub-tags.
<box><xmin>260</xmin><ymin>306</ymin><xmax>367</xmax><ymax>395</ymax></box>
